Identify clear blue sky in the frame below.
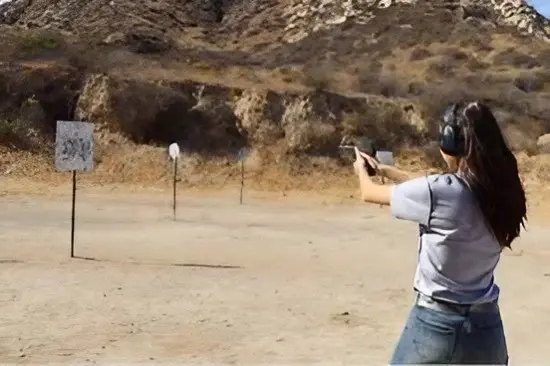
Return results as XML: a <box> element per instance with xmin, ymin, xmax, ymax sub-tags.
<box><xmin>529</xmin><ymin>0</ymin><xmax>550</xmax><ymax>18</ymax></box>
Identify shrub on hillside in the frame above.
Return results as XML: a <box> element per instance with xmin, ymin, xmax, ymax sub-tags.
<box><xmin>303</xmin><ymin>63</ymin><xmax>332</xmax><ymax>91</ymax></box>
<box><xmin>14</xmin><ymin>29</ymin><xmax>65</xmax><ymax>57</ymax></box>
<box><xmin>492</xmin><ymin>48</ymin><xmax>540</xmax><ymax>69</ymax></box>
<box><xmin>409</xmin><ymin>46</ymin><xmax>433</xmax><ymax>61</ymax></box>
<box><xmin>513</xmin><ymin>73</ymin><xmax>544</xmax><ymax>93</ymax></box>
<box><xmin>356</xmin><ymin>72</ymin><xmax>408</xmax><ymax>97</ymax></box>
<box><xmin>426</xmin><ymin>56</ymin><xmax>457</xmax><ymax>78</ymax></box>
<box><xmin>0</xmin><ymin>118</ymin><xmax>46</xmax><ymax>151</ymax></box>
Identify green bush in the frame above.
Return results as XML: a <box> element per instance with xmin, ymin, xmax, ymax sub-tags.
<box><xmin>0</xmin><ymin>119</ymin><xmax>43</xmax><ymax>151</ymax></box>
<box><xmin>16</xmin><ymin>30</ymin><xmax>64</xmax><ymax>55</ymax></box>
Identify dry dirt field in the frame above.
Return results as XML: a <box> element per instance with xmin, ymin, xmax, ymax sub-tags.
<box><xmin>1</xmin><ymin>184</ymin><xmax>549</xmax><ymax>364</ymax></box>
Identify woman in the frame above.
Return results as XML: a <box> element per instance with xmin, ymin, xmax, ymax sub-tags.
<box><xmin>353</xmin><ymin>101</ymin><xmax>527</xmax><ymax>365</ymax></box>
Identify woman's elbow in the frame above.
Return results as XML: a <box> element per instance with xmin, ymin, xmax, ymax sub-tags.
<box><xmin>359</xmin><ymin>186</ymin><xmax>393</xmax><ymax>206</ymax></box>
<box><xmin>358</xmin><ymin>192</ymin><xmax>377</xmax><ymax>204</ymax></box>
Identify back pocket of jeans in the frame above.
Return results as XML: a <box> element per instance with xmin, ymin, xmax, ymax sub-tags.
<box><xmin>414</xmin><ymin>306</ymin><xmax>461</xmax><ymax>335</ymax></box>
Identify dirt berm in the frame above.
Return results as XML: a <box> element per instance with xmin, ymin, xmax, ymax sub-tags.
<box><xmin>0</xmin><ymin>0</ymin><xmax>549</xmax><ymax>189</ymax></box>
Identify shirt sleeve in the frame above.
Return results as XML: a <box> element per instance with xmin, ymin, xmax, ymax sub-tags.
<box><xmin>390</xmin><ymin>175</ymin><xmax>432</xmax><ymax>226</ymax></box>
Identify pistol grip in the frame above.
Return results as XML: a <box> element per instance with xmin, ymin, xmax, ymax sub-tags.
<box><xmin>366</xmin><ymin>161</ymin><xmax>376</xmax><ymax>176</ymax></box>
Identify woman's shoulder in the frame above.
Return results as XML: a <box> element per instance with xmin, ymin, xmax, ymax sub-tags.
<box><xmin>394</xmin><ymin>173</ymin><xmax>470</xmax><ymax>201</ymax></box>
<box><xmin>426</xmin><ymin>173</ymin><xmax>465</xmax><ymax>185</ymax></box>
<box><xmin>426</xmin><ymin>173</ymin><xmax>471</xmax><ymax>198</ymax></box>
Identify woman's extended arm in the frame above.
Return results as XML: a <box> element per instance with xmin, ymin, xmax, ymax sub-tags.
<box><xmin>359</xmin><ymin>153</ymin><xmax>425</xmax><ymax>184</ymax></box>
<box><xmin>357</xmin><ymin>167</ymin><xmax>394</xmax><ymax>205</ymax></box>
<box><xmin>353</xmin><ymin>148</ymin><xmax>394</xmax><ymax>205</ymax></box>
<box><xmin>378</xmin><ymin>165</ymin><xmax>423</xmax><ymax>184</ymax></box>
<box><xmin>354</xmin><ymin>148</ymin><xmax>434</xmax><ymax>225</ymax></box>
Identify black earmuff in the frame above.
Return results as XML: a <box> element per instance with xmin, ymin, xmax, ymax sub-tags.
<box><xmin>439</xmin><ymin>103</ymin><xmax>466</xmax><ymax>157</ymax></box>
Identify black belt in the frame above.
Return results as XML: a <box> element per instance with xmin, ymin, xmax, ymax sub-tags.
<box><xmin>414</xmin><ymin>292</ymin><xmax>499</xmax><ymax>315</ymax></box>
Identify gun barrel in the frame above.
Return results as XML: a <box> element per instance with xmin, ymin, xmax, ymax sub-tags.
<box><xmin>338</xmin><ymin>145</ymin><xmax>356</xmax><ymax>150</ymax></box>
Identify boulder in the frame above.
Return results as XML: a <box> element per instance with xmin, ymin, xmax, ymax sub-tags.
<box><xmin>233</xmin><ymin>90</ymin><xmax>284</xmax><ymax>145</ymax></box>
<box><xmin>537</xmin><ymin>134</ymin><xmax>550</xmax><ymax>154</ymax></box>
<box><xmin>74</xmin><ymin>75</ymin><xmax>245</xmax><ymax>152</ymax></box>
<box><xmin>281</xmin><ymin>93</ymin><xmax>339</xmax><ymax>154</ymax></box>
<box><xmin>74</xmin><ymin>74</ymin><xmax>190</xmax><ymax>143</ymax></box>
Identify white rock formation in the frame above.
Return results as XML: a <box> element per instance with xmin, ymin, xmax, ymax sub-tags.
<box><xmin>282</xmin><ymin>0</ymin><xmax>550</xmax><ymax>43</ymax></box>
<box><xmin>537</xmin><ymin>134</ymin><xmax>550</xmax><ymax>154</ymax></box>
<box><xmin>491</xmin><ymin>0</ymin><xmax>550</xmax><ymax>41</ymax></box>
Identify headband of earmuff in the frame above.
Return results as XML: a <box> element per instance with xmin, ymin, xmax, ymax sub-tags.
<box><xmin>439</xmin><ymin>103</ymin><xmax>466</xmax><ymax>157</ymax></box>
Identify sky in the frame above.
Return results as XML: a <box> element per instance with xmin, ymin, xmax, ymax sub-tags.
<box><xmin>529</xmin><ymin>0</ymin><xmax>550</xmax><ymax>18</ymax></box>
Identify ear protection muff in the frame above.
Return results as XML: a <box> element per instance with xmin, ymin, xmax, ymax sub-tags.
<box><xmin>439</xmin><ymin>103</ymin><xmax>466</xmax><ymax>157</ymax></box>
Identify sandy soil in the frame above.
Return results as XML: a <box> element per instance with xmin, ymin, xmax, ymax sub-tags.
<box><xmin>1</xmin><ymin>185</ymin><xmax>549</xmax><ymax>364</ymax></box>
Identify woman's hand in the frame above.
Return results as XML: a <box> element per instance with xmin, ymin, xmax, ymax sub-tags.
<box><xmin>353</xmin><ymin>147</ymin><xmax>393</xmax><ymax>205</ymax></box>
<box><xmin>353</xmin><ymin>147</ymin><xmax>379</xmax><ymax>177</ymax></box>
<box><xmin>354</xmin><ymin>149</ymin><xmax>415</xmax><ymax>183</ymax></box>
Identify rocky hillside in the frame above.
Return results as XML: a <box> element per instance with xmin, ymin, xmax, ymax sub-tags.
<box><xmin>0</xmin><ymin>0</ymin><xmax>550</xmax><ymax>183</ymax></box>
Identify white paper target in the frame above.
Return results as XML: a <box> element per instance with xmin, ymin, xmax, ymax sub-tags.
<box><xmin>376</xmin><ymin>150</ymin><xmax>394</xmax><ymax>165</ymax></box>
<box><xmin>168</xmin><ymin>143</ymin><xmax>180</xmax><ymax>160</ymax></box>
<box><xmin>55</xmin><ymin>121</ymin><xmax>94</xmax><ymax>172</ymax></box>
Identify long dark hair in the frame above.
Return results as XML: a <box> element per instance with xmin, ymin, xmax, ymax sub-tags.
<box><xmin>457</xmin><ymin>101</ymin><xmax>527</xmax><ymax>249</ymax></box>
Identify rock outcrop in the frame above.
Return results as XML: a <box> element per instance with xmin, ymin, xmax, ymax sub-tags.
<box><xmin>72</xmin><ymin>74</ymin><xmax>427</xmax><ymax>155</ymax></box>
<box><xmin>281</xmin><ymin>0</ymin><xmax>550</xmax><ymax>44</ymax></box>
<box><xmin>538</xmin><ymin>134</ymin><xmax>550</xmax><ymax>154</ymax></box>
<box><xmin>282</xmin><ymin>0</ymin><xmax>416</xmax><ymax>43</ymax></box>
<box><xmin>74</xmin><ymin>75</ymin><xmax>245</xmax><ymax>152</ymax></box>
<box><xmin>491</xmin><ymin>0</ymin><xmax>550</xmax><ymax>41</ymax></box>
<box><xmin>1</xmin><ymin>0</ymin><xmax>549</xmax><ymax>45</ymax></box>
<box><xmin>233</xmin><ymin>91</ymin><xmax>285</xmax><ymax>145</ymax></box>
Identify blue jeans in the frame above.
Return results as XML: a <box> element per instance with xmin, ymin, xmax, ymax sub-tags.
<box><xmin>390</xmin><ymin>302</ymin><xmax>508</xmax><ymax>364</ymax></box>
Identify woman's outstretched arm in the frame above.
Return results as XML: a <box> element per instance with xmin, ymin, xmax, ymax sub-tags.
<box><xmin>353</xmin><ymin>148</ymin><xmax>394</xmax><ymax>205</ymax></box>
<box><xmin>378</xmin><ymin>165</ymin><xmax>421</xmax><ymax>184</ymax></box>
<box><xmin>357</xmin><ymin>169</ymin><xmax>394</xmax><ymax>205</ymax></box>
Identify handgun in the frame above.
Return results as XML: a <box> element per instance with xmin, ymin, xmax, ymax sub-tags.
<box><xmin>338</xmin><ymin>138</ymin><xmax>378</xmax><ymax>176</ymax></box>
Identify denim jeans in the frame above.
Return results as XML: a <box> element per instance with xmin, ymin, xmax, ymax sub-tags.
<box><xmin>390</xmin><ymin>302</ymin><xmax>508</xmax><ymax>364</ymax></box>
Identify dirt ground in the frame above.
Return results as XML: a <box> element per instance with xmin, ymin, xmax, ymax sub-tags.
<box><xmin>1</xmin><ymin>183</ymin><xmax>549</xmax><ymax>364</ymax></box>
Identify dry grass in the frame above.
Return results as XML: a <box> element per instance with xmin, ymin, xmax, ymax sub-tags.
<box><xmin>3</xmin><ymin>131</ymin><xmax>548</xmax><ymax>193</ymax></box>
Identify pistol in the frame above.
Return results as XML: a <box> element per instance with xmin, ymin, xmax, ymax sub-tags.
<box><xmin>338</xmin><ymin>141</ymin><xmax>378</xmax><ymax>176</ymax></box>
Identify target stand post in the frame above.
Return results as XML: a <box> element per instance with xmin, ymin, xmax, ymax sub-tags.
<box><xmin>239</xmin><ymin>159</ymin><xmax>244</xmax><ymax>205</ymax></box>
<box><xmin>168</xmin><ymin>143</ymin><xmax>181</xmax><ymax>221</ymax></box>
<box><xmin>70</xmin><ymin>170</ymin><xmax>76</xmax><ymax>257</ymax></box>
<box><xmin>55</xmin><ymin>121</ymin><xmax>94</xmax><ymax>259</ymax></box>
<box><xmin>237</xmin><ymin>148</ymin><xmax>249</xmax><ymax>205</ymax></box>
<box><xmin>172</xmin><ymin>156</ymin><xmax>178</xmax><ymax>221</ymax></box>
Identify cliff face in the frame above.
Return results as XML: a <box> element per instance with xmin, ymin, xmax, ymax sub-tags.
<box><xmin>1</xmin><ymin>1</ymin><xmax>548</xmax><ymax>40</ymax></box>
<box><xmin>0</xmin><ymin>0</ymin><xmax>549</xmax><ymax>182</ymax></box>
<box><xmin>1</xmin><ymin>0</ymin><xmax>548</xmax><ymax>45</ymax></box>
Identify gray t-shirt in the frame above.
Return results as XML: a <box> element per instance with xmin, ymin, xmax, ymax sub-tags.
<box><xmin>390</xmin><ymin>173</ymin><xmax>501</xmax><ymax>304</ymax></box>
